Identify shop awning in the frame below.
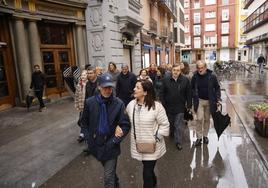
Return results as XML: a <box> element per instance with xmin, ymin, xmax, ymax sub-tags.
<box><xmin>155</xmin><ymin>46</ymin><xmax>162</xmax><ymax>51</ymax></box>
<box><xmin>143</xmin><ymin>44</ymin><xmax>153</xmax><ymax>50</ymax></box>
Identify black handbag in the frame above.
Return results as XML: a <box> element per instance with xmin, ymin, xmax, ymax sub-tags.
<box><xmin>184</xmin><ymin>108</ymin><xmax>193</xmax><ymax>121</ymax></box>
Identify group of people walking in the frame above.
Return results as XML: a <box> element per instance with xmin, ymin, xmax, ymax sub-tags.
<box><xmin>73</xmin><ymin>60</ymin><xmax>221</xmax><ymax>188</ymax></box>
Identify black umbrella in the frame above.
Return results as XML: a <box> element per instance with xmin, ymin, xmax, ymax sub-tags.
<box><xmin>212</xmin><ymin>104</ymin><xmax>231</xmax><ymax>140</ymax></box>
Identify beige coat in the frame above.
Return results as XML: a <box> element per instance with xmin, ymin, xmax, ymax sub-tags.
<box><xmin>74</xmin><ymin>81</ymin><xmax>87</xmax><ymax>111</ymax></box>
<box><xmin>126</xmin><ymin>100</ymin><xmax>170</xmax><ymax>161</ymax></box>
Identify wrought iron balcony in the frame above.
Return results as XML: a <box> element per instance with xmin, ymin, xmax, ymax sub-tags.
<box><xmin>161</xmin><ymin>27</ymin><xmax>168</xmax><ymax>38</ymax></box>
<box><xmin>243</xmin><ymin>1</ymin><xmax>268</xmax><ymax>34</ymax></box>
<box><xmin>158</xmin><ymin>0</ymin><xmax>177</xmax><ymax>18</ymax></box>
<box><xmin>243</xmin><ymin>0</ymin><xmax>254</xmax><ymax>9</ymax></box>
<box><xmin>149</xmin><ymin>18</ymin><xmax>157</xmax><ymax>34</ymax></box>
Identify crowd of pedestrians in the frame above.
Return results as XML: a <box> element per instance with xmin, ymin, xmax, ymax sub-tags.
<box><xmin>72</xmin><ymin>60</ymin><xmax>221</xmax><ymax>188</ymax></box>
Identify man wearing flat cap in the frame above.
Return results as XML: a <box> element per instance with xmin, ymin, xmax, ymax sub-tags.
<box><xmin>81</xmin><ymin>73</ymin><xmax>130</xmax><ymax>188</ymax></box>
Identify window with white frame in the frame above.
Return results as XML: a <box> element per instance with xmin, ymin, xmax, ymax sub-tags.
<box><xmin>204</xmin><ymin>36</ymin><xmax>217</xmax><ymax>44</ymax></box>
<box><xmin>184</xmin><ymin>0</ymin><xmax>189</xmax><ymax>8</ymax></box>
<box><xmin>194</xmin><ymin>0</ymin><xmax>200</xmax><ymax>9</ymax></box>
<box><xmin>185</xmin><ymin>36</ymin><xmax>191</xmax><ymax>45</ymax></box>
<box><xmin>221</xmin><ymin>23</ymin><xmax>229</xmax><ymax>34</ymax></box>
<box><xmin>194</xmin><ymin>37</ymin><xmax>201</xmax><ymax>48</ymax></box>
<box><xmin>205</xmin><ymin>24</ymin><xmax>216</xmax><ymax>31</ymax></box>
<box><xmin>222</xmin><ymin>9</ymin><xmax>229</xmax><ymax>21</ymax></box>
<box><xmin>193</xmin><ymin>25</ymin><xmax>201</xmax><ymax>35</ymax></box>
<box><xmin>221</xmin><ymin>36</ymin><xmax>229</xmax><ymax>47</ymax></box>
<box><xmin>185</xmin><ymin>14</ymin><xmax>189</xmax><ymax>21</ymax></box>
<box><xmin>194</xmin><ymin>12</ymin><xmax>201</xmax><ymax>23</ymax></box>
<box><xmin>185</xmin><ymin>25</ymin><xmax>189</xmax><ymax>33</ymax></box>
<box><xmin>205</xmin><ymin>11</ymin><xmax>216</xmax><ymax>18</ymax></box>
<box><xmin>222</xmin><ymin>0</ymin><xmax>229</xmax><ymax>5</ymax></box>
<box><xmin>205</xmin><ymin>0</ymin><xmax>216</xmax><ymax>5</ymax></box>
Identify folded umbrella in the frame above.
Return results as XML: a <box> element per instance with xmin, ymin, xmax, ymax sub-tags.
<box><xmin>184</xmin><ymin>108</ymin><xmax>193</xmax><ymax>121</ymax></box>
<box><xmin>212</xmin><ymin>104</ymin><xmax>231</xmax><ymax>140</ymax></box>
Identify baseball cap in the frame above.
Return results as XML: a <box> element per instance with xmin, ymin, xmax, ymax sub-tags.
<box><xmin>98</xmin><ymin>73</ymin><xmax>115</xmax><ymax>87</ymax></box>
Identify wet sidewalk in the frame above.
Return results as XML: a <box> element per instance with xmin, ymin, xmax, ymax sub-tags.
<box><xmin>221</xmin><ymin>71</ymin><xmax>268</xmax><ymax>170</ymax></box>
<box><xmin>1</xmin><ymin>70</ymin><xmax>268</xmax><ymax>187</ymax></box>
<box><xmin>40</xmin><ymin>92</ymin><xmax>268</xmax><ymax>188</ymax></box>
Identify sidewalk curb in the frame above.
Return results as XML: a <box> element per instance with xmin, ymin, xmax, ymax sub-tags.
<box><xmin>223</xmin><ymin>88</ymin><xmax>268</xmax><ymax>171</ymax></box>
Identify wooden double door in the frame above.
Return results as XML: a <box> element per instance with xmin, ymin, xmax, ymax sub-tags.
<box><xmin>0</xmin><ymin>17</ymin><xmax>15</xmax><ymax>107</ymax></box>
<box><xmin>41</xmin><ymin>49</ymin><xmax>72</xmax><ymax>95</ymax></box>
<box><xmin>38</xmin><ymin>22</ymin><xmax>74</xmax><ymax>95</ymax></box>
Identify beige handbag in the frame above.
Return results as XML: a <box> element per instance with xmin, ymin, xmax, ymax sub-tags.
<box><xmin>133</xmin><ymin>105</ymin><xmax>158</xmax><ymax>154</ymax></box>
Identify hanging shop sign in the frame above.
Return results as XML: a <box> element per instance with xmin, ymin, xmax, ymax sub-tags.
<box><xmin>121</xmin><ymin>36</ymin><xmax>135</xmax><ymax>46</ymax></box>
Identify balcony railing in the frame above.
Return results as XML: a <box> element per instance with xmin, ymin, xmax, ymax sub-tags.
<box><xmin>243</xmin><ymin>1</ymin><xmax>268</xmax><ymax>33</ymax></box>
<box><xmin>158</xmin><ymin>0</ymin><xmax>177</xmax><ymax>18</ymax></box>
<box><xmin>161</xmin><ymin>27</ymin><xmax>168</xmax><ymax>38</ymax></box>
<box><xmin>149</xmin><ymin>18</ymin><xmax>157</xmax><ymax>34</ymax></box>
<box><xmin>244</xmin><ymin>0</ymin><xmax>254</xmax><ymax>9</ymax></box>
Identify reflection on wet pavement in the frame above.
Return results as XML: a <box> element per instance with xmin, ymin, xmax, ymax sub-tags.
<box><xmin>41</xmin><ymin>91</ymin><xmax>268</xmax><ymax>188</ymax></box>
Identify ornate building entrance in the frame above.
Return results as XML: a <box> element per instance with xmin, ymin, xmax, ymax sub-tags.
<box><xmin>38</xmin><ymin>22</ymin><xmax>75</xmax><ymax>95</ymax></box>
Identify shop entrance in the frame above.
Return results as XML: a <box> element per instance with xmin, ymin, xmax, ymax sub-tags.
<box><xmin>38</xmin><ymin>22</ymin><xmax>74</xmax><ymax>95</ymax></box>
<box><xmin>41</xmin><ymin>49</ymin><xmax>72</xmax><ymax>95</ymax></box>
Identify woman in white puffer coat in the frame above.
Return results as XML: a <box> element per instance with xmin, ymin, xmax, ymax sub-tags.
<box><xmin>126</xmin><ymin>79</ymin><xmax>170</xmax><ymax>188</ymax></box>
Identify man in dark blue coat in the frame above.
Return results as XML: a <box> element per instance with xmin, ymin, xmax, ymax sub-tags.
<box><xmin>81</xmin><ymin>73</ymin><xmax>130</xmax><ymax>188</ymax></box>
<box><xmin>191</xmin><ymin>61</ymin><xmax>221</xmax><ymax>146</ymax></box>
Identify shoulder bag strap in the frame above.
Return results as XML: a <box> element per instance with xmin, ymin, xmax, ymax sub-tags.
<box><xmin>132</xmin><ymin>105</ymin><xmax>137</xmax><ymax>140</ymax></box>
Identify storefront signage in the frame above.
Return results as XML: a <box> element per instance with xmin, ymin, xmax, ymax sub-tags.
<box><xmin>121</xmin><ymin>37</ymin><xmax>135</xmax><ymax>46</ymax></box>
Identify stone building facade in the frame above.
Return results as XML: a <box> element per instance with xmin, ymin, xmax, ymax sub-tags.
<box><xmin>0</xmin><ymin>0</ymin><xmax>88</xmax><ymax>109</ymax></box>
<box><xmin>243</xmin><ymin>0</ymin><xmax>268</xmax><ymax>64</ymax></box>
<box><xmin>86</xmin><ymin>0</ymin><xmax>143</xmax><ymax>74</ymax></box>
<box><xmin>140</xmin><ymin>0</ymin><xmax>176</xmax><ymax>68</ymax></box>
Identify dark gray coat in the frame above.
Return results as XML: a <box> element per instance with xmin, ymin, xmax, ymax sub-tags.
<box><xmin>160</xmin><ymin>74</ymin><xmax>192</xmax><ymax>114</ymax></box>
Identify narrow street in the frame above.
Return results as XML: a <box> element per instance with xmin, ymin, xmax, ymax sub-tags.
<box><xmin>1</xmin><ymin>70</ymin><xmax>268</xmax><ymax>188</ymax></box>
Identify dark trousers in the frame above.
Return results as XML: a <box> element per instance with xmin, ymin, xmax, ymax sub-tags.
<box><xmin>142</xmin><ymin>160</ymin><xmax>157</xmax><ymax>188</ymax></box>
<box><xmin>101</xmin><ymin>158</ymin><xmax>119</xmax><ymax>188</ymax></box>
<box><xmin>167</xmin><ymin>113</ymin><xmax>184</xmax><ymax>145</ymax></box>
<box><xmin>34</xmin><ymin>89</ymin><xmax>45</xmax><ymax>108</ymax></box>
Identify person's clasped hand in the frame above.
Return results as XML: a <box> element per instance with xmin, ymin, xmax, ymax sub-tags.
<box><xmin>115</xmin><ymin>125</ymin><xmax>123</xmax><ymax>138</ymax></box>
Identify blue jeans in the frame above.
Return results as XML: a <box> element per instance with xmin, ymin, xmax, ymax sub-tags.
<box><xmin>167</xmin><ymin>113</ymin><xmax>184</xmax><ymax>145</ymax></box>
<box><xmin>101</xmin><ymin>158</ymin><xmax>118</xmax><ymax>188</ymax></box>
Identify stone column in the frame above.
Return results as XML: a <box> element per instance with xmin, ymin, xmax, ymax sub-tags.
<box><xmin>76</xmin><ymin>25</ymin><xmax>86</xmax><ymax>68</ymax></box>
<box><xmin>14</xmin><ymin>18</ymin><xmax>32</xmax><ymax>99</ymax></box>
<box><xmin>28</xmin><ymin>20</ymin><xmax>42</xmax><ymax>70</ymax></box>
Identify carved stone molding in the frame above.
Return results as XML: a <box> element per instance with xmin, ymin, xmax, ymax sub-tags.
<box><xmin>94</xmin><ymin>57</ymin><xmax>105</xmax><ymax>67</ymax></box>
<box><xmin>90</xmin><ymin>7</ymin><xmax>102</xmax><ymax>26</ymax></box>
<box><xmin>91</xmin><ymin>33</ymin><xmax>103</xmax><ymax>51</ymax></box>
